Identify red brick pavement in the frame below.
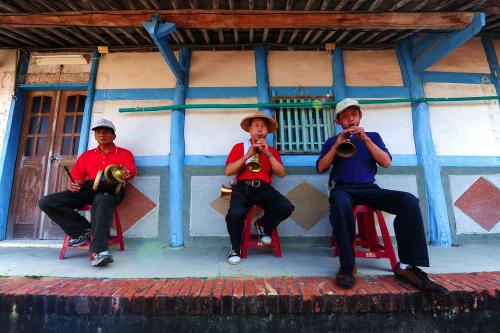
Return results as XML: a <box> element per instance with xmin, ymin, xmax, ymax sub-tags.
<box><xmin>0</xmin><ymin>272</ymin><xmax>498</xmax><ymax>316</ymax></box>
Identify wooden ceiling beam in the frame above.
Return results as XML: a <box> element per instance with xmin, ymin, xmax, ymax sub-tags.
<box><xmin>0</xmin><ymin>10</ymin><xmax>475</xmax><ymax>30</ymax></box>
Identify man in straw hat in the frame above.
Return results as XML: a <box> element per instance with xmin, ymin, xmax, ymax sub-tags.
<box><xmin>39</xmin><ymin>118</ymin><xmax>136</xmax><ymax>267</ymax></box>
<box><xmin>316</xmin><ymin>98</ymin><xmax>447</xmax><ymax>295</ymax></box>
<box><xmin>225</xmin><ymin>111</ymin><xmax>294</xmax><ymax>265</ymax></box>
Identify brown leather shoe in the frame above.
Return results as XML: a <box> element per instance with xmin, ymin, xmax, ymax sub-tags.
<box><xmin>335</xmin><ymin>265</ymin><xmax>357</xmax><ymax>289</ymax></box>
<box><xmin>394</xmin><ymin>263</ymin><xmax>449</xmax><ymax>295</ymax></box>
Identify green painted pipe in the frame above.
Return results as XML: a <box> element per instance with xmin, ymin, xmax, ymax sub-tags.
<box><xmin>119</xmin><ymin>95</ymin><xmax>500</xmax><ymax>113</ymax></box>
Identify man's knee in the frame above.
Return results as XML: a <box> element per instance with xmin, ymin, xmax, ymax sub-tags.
<box><xmin>276</xmin><ymin>199</ymin><xmax>294</xmax><ymax>217</ymax></box>
<box><xmin>93</xmin><ymin>193</ymin><xmax>116</xmax><ymax>206</ymax></box>
<box><xmin>38</xmin><ymin>195</ymin><xmax>52</xmax><ymax>212</ymax></box>
<box><xmin>400</xmin><ymin>192</ymin><xmax>419</xmax><ymax>209</ymax></box>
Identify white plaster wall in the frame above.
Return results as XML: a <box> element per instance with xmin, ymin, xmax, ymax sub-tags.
<box><xmin>344</xmin><ymin>49</ymin><xmax>403</xmax><ymax>86</ymax></box>
<box><xmin>424</xmin><ymin>83</ymin><xmax>500</xmax><ymax>156</ymax></box>
<box><xmin>427</xmin><ymin>38</ymin><xmax>490</xmax><ymax>74</ymax></box>
<box><xmin>91</xmin><ymin>100</ymin><xmax>171</xmax><ymax>156</ymax></box>
<box><xmin>268</xmin><ymin>51</ymin><xmax>332</xmax><ymax>87</ymax></box>
<box><xmin>95</xmin><ymin>52</ymin><xmax>177</xmax><ymax>89</ymax></box>
<box><xmin>0</xmin><ymin>50</ymin><xmax>17</xmax><ymax>155</ymax></box>
<box><xmin>189</xmin><ymin>51</ymin><xmax>256</xmax><ymax>87</ymax></box>
<box><xmin>185</xmin><ymin>98</ymin><xmax>258</xmax><ymax>155</ymax></box>
<box><xmin>360</xmin><ymin>103</ymin><xmax>416</xmax><ymax>155</ymax></box>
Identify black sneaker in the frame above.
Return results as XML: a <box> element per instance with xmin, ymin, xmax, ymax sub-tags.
<box><xmin>335</xmin><ymin>265</ymin><xmax>357</xmax><ymax>289</ymax></box>
<box><xmin>254</xmin><ymin>222</ymin><xmax>272</xmax><ymax>245</ymax></box>
<box><xmin>394</xmin><ymin>263</ymin><xmax>449</xmax><ymax>295</ymax></box>
<box><xmin>228</xmin><ymin>248</ymin><xmax>241</xmax><ymax>265</ymax></box>
<box><xmin>91</xmin><ymin>251</ymin><xmax>114</xmax><ymax>266</ymax></box>
<box><xmin>69</xmin><ymin>230</ymin><xmax>90</xmax><ymax>247</ymax></box>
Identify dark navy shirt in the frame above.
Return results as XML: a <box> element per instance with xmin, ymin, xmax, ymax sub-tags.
<box><xmin>316</xmin><ymin>132</ymin><xmax>391</xmax><ymax>184</ymax></box>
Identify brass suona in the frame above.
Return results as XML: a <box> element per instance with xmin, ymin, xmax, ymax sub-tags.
<box><xmin>92</xmin><ymin>164</ymin><xmax>127</xmax><ymax>194</ymax></box>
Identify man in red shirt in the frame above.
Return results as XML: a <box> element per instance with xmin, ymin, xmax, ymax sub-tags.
<box><xmin>39</xmin><ymin>119</ymin><xmax>136</xmax><ymax>266</ymax></box>
<box><xmin>225</xmin><ymin>112</ymin><xmax>294</xmax><ymax>265</ymax></box>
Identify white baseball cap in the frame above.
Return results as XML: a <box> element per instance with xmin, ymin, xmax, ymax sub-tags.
<box><xmin>91</xmin><ymin>118</ymin><xmax>116</xmax><ymax>133</ymax></box>
<box><xmin>336</xmin><ymin>98</ymin><xmax>361</xmax><ymax>116</ymax></box>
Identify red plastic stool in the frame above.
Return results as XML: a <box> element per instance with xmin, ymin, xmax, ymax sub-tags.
<box><xmin>241</xmin><ymin>205</ymin><xmax>282</xmax><ymax>258</ymax></box>
<box><xmin>59</xmin><ymin>204</ymin><xmax>125</xmax><ymax>260</ymax></box>
<box><xmin>332</xmin><ymin>205</ymin><xmax>397</xmax><ymax>270</ymax></box>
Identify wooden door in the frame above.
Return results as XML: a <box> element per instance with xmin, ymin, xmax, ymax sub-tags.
<box><xmin>7</xmin><ymin>91</ymin><xmax>86</xmax><ymax>239</ymax></box>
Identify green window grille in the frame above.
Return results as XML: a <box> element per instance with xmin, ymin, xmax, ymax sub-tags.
<box><xmin>273</xmin><ymin>97</ymin><xmax>335</xmax><ymax>154</ymax></box>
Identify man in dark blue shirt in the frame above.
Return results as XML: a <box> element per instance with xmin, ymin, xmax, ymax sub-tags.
<box><xmin>317</xmin><ymin>98</ymin><xmax>447</xmax><ymax>295</ymax></box>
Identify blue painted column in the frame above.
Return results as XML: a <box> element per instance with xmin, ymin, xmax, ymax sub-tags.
<box><xmin>332</xmin><ymin>46</ymin><xmax>346</xmax><ymax>134</ymax></box>
<box><xmin>0</xmin><ymin>51</ymin><xmax>29</xmax><ymax>240</ymax></box>
<box><xmin>481</xmin><ymin>35</ymin><xmax>500</xmax><ymax>97</ymax></box>
<box><xmin>169</xmin><ymin>48</ymin><xmax>191</xmax><ymax>247</ymax></box>
<box><xmin>255</xmin><ymin>44</ymin><xmax>274</xmax><ymax>145</ymax></box>
<box><xmin>398</xmin><ymin>40</ymin><xmax>452</xmax><ymax>246</ymax></box>
<box><xmin>78</xmin><ymin>50</ymin><xmax>100</xmax><ymax>155</ymax></box>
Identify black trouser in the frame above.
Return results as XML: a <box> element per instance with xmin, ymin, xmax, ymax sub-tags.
<box><xmin>38</xmin><ymin>181</ymin><xmax>124</xmax><ymax>253</ymax></box>
<box><xmin>225</xmin><ymin>182</ymin><xmax>295</xmax><ymax>251</ymax></box>
<box><xmin>329</xmin><ymin>183</ymin><xmax>429</xmax><ymax>268</ymax></box>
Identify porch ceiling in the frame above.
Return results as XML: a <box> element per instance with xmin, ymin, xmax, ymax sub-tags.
<box><xmin>0</xmin><ymin>0</ymin><xmax>498</xmax><ymax>51</ymax></box>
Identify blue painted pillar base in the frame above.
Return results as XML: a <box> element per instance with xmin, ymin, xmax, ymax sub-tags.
<box><xmin>398</xmin><ymin>41</ymin><xmax>452</xmax><ymax>246</ymax></box>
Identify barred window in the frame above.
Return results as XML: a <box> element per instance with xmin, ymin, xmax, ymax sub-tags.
<box><xmin>273</xmin><ymin>97</ymin><xmax>336</xmax><ymax>154</ymax></box>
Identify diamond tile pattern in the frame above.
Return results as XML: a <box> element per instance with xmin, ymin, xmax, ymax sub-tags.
<box><xmin>286</xmin><ymin>181</ymin><xmax>330</xmax><ymax>229</ymax></box>
<box><xmin>454</xmin><ymin>177</ymin><xmax>500</xmax><ymax>232</ymax></box>
<box><xmin>114</xmin><ymin>184</ymin><xmax>157</xmax><ymax>232</ymax></box>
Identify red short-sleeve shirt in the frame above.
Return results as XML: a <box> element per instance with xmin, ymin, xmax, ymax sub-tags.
<box><xmin>70</xmin><ymin>144</ymin><xmax>136</xmax><ymax>183</ymax></box>
<box><xmin>226</xmin><ymin>141</ymin><xmax>283</xmax><ymax>184</ymax></box>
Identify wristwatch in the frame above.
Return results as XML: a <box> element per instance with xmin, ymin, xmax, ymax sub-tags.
<box><xmin>267</xmin><ymin>152</ymin><xmax>273</xmax><ymax>158</ymax></box>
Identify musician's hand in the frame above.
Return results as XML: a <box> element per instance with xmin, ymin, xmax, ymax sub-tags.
<box><xmin>69</xmin><ymin>181</ymin><xmax>82</xmax><ymax>192</ymax></box>
<box><xmin>121</xmin><ymin>167</ymin><xmax>131</xmax><ymax>181</ymax></box>
<box><xmin>335</xmin><ymin>129</ymin><xmax>351</xmax><ymax>146</ymax></box>
<box><xmin>244</xmin><ymin>145</ymin><xmax>257</xmax><ymax>160</ymax></box>
<box><xmin>256</xmin><ymin>138</ymin><xmax>270</xmax><ymax>156</ymax></box>
<box><xmin>349</xmin><ymin>126</ymin><xmax>368</xmax><ymax>141</ymax></box>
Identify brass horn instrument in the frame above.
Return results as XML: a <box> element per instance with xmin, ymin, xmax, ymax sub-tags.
<box><xmin>336</xmin><ymin>136</ymin><xmax>356</xmax><ymax>158</ymax></box>
<box><xmin>247</xmin><ymin>136</ymin><xmax>263</xmax><ymax>173</ymax></box>
<box><xmin>220</xmin><ymin>184</ymin><xmax>233</xmax><ymax>198</ymax></box>
<box><xmin>247</xmin><ymin>153</ymin><xmax>262</xmax><ymax>173</ymax></box>
<box><xmin>93</xmin><ymin>164</ymin><xmax>127</xmax><ymax>194</ymax></box>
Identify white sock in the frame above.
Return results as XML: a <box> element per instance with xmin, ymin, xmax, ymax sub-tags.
<box><xmin>399</xmin><ymin>263</ymin><xmax>410</xmax><ymax>269</ymax></box>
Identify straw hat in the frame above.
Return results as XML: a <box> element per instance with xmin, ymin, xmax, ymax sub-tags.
<box><xmin>240</xmin><ymin>111</ymin><xmax>278</xmax><ymax>133</ymax></box>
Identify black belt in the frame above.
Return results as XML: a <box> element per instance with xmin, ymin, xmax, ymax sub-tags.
<box><xmin>237</xmin><ymin>180</ymin><xmax>269</xmax><ymax>188</ymax></box>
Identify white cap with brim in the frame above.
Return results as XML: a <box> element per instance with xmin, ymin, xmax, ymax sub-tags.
<box><xmin>336</xmin><ymin>98</ymin><xmax>361</xmax><ymax>116</ymax></box>
<box><xmin>91</xmin><ymin>118</ymin><xmax>116</xmax><ymax>133</ymax></box>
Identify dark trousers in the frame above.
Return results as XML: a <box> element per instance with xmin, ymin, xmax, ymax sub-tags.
<box><xmin>225</xmin><ymin>183</ymin><xmax>294</xmax><ymax>251</ymax></box>
<box><xmin>329</xmin><ymin>183</ymin><xmax>429</xmax><ymax>268</ymax></box>
<box><xmin>38</xmin><ymin>181</ymin><xmax>124</xmax><ymax>253</ymax></box>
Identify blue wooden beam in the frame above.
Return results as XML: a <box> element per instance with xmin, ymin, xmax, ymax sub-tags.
<box><xmin>0</xmin><ymin>51</ymin><xmax>29</xmax><ymax>240</ymax></box>
<box><xmin>481</xmin><ymin>35</ymin><xmax>500</xmax><ymax>97</ymax></box>
<box><xmin>411</xmin><ymin>33</ymin><xmax>443</xmax><ymax>59</ymax></box>
<box><xmin>142</xmin><ymin>15</ymin><xmax>184</xmax><ymax>85</ymax></box>
<box><xmin>255</xmin><ymin>44</ymin><xmax>274</xmax><ymax>145</ymax></box>
<box><xmin>332</xmin><ymin>46</ymin><xmax>345</xmax><ymax>134</ymax></box>
<box><xmin>415</xmin><ymin>13</ymin><xmax>486</xmax><ymax>73</ymax></box>
<box><xmin>398</xmin><ymin>40</ymin><xmax>452</xmax><ymax>246</ymax></box>
<box><xmin>18</xmin><ymin>83</ymin><xmax>88</xmax><ymax>91</ymax></box>
<box><xmin>78</xmin><ymin>51</ymin><xmax>99</xmax><ymax>156</ymax></box>
<box><xmin>168</xmin><ymin>47</ymin><xmax>191</xmax><ymax>247</ymax></box>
